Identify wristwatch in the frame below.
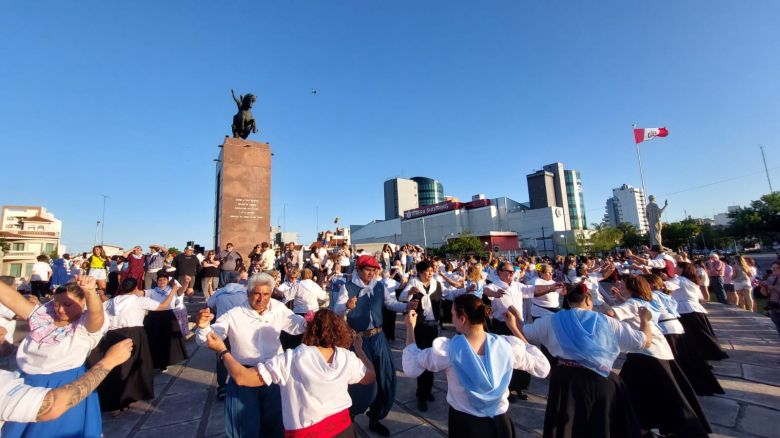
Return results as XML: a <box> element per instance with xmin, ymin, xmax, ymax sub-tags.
<box><xmin>218</xmin><ymin>349</ymin><xmax>230</xmax><ymax>361</ymax></box>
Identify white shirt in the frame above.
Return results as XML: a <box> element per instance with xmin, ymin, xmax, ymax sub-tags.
<box><xmin>612</xmin><ymin>299</ymin><xmax>674</xmax><ymax>360</ymax></box>
<box><xmin>531</xmin><ymin>278</ymin><xmax>560</xmax><ymax>318</ymax></box>
<box><xmin>145</xmin><ymin>286</ymin><xmax>184</xmax><ymax>310</ymax></box>
<box><xmin>485</xmin><ymin>282</ymin><xmax>530</xmax><ymax>323</ymax></box>
<box><xmin>17</xmin><ymin>304</ymin><xmax>109</xmax><ymax>374</ymax></box>
<box><xmin>257</xmin><ymin>345</ymin><xmax>366</xmax><ymax>431</ymax></box>
<box><xmin>276</xmin><ymin>281</ymin><xmax>296</xmax><ymax>304</ymax></box>
<box><xmin>402</xmin><ymin>336</ymin><xmax>550</xmax><ymax>417</ymax></box>
<box><xmin>261</xmin><ymin>249</ymin><xmax>276</xmax><ymax>271</ymax></box>
<box><xmin>523</xmin><ymin>310</ymin><xmax>647</xmax><ymax>364</ymax></box>
<box><xmin>105</xmin><ymin>294</ymin><xmax>160</xmax><ymax>329</ymax></box>
<box><xmin>0</xmin><ymin>370</ymin><xmax>50</xmax><ymax>422</ymax></box>
<box><xmin>195</xmin><ymin>300</ymin><xmax>306</xmax><ymax>365</ymax></box>
<box><xmin>290</xmin><ymin>279</ymin><xmax>327</xmax><ymax>313</ymax></box>
<box><xmin>665</xmin><ymin>277</ymin><xmax>707</xmax><ymax>314</ymax></box>
<box><xmin>30</xmin><ymin>262</ymin><xmax>52</xmax><ymax>282</ymax></box>
<box><xmin>0</xmin><ymin>304</ymin><xmax>16</xmax><ymax>343</ymax></box>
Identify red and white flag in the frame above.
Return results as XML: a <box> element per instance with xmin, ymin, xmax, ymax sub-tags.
<box><xmin>633</xmin><ymin>127</ymin><xmax>668</xmax><ymax>144</ymax></box>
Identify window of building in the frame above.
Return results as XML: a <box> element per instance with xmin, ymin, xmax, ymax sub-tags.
<box><xmin>45</xmin><ymin>243</ymin><xmax>55</xmax><ymax>254</ymax></box>
<box><xmin>24</xmin><ymin>264</ymin><xmax>33</xmax><ymax>278</ymax></box>
<box><xmin>9</xmin><ymin>263</ymin><xmax>22</xmax><ymax>278</ymax></box>
<box><xmin>12</xmin><ymin>243</ymin><xmax>24</xmax><ymax>251</ymax></box>
<box><xmin>37</xmin><ymin>225</ymin><xmax>44</xmax><ymax>231</ymax></box>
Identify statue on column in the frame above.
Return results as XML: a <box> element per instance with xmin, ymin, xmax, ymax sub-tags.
<box><xmin>645</xmin><ymin>195</ymin><xmax>668</xmax><ymax>247</ymax></box>
<box><xmin>231</xmin><ymin>89</ymin><xmax>258</xmax><ymax>139</ymax></box>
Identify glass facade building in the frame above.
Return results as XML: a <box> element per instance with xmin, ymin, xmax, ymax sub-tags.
<box><xmin>411</xmin><ymin>176</ymin><xmax>445</xmax><ymax>206</ymax></box>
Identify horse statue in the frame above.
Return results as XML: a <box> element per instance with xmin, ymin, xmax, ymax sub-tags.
<box><xmin>231</xmin><ymin>89</ymin><xmax>258</xmax><ymax>139</ymax></box>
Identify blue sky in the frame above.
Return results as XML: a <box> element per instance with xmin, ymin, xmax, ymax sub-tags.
<box><xmin>2</xmin><ymin>1</ymin><xmax>778</xmax><ymax>253</ymax></box>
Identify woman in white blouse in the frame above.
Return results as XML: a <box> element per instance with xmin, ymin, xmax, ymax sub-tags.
<box><xmin>0</xmin><ymin>276</ymin><xmax>108</xmax><ymax>438</ymax></box>
<box><xmin>205</xmin><ymin>309</ymin><xmax>375</xmax><ymax>438</ymax></box>
<box><xmin>402</xmin><ymin>294</ymin><xmax>550</xmax><ymax>438</ymax></box>
<box><xmin>611</xmin><ymin>276</ymin><xmax>710</xmax><ymax>437</ymax></box>
<box><xmin>143</xmin><ymin>271</ymin><xmax>187</xmax><ymax>372</ymax></box>
<box><xmin>91</xmin><ymin>277</ymin><xmax>179</xmax><ymax>414</ymax></box>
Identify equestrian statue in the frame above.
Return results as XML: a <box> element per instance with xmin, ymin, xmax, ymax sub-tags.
<box><xmin>231</xmin><ymin>89</ymin><xmax>258</xmax><ymax>139</ymax></box>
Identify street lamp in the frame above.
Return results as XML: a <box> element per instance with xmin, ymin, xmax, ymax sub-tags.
<box><xmin>94</xmin><ymin>221</ymin><xmax>101</xmax><ymax>247</ymax></box>
<box><xmin>560</xmin><ymin>234</ymin><xmax>568</xmax><ymax>255</ymax></box>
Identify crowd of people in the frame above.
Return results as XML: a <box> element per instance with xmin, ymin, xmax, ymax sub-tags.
<box><xmin>0</xmin><ymin>239</ymin><xmax>778</xmax><ymax>438</ymax></box>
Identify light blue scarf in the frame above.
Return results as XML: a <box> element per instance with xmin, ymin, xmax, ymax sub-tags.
<box><xmin>450</xmin><ymin>333</ymin><xmax>513</xmax><ymax>417</ymax></box>
<box><xmin>652</xmin><ymin>291</ymin><xmax>679</xmax><ymax>317</ymax></box>
<box><xmin>551</xmin><ymin>309</ymin><xmax>620</xmax><ymax>378</ymax></box>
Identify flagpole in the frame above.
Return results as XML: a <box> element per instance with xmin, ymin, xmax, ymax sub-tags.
<box><xmin>633</xmin><ymin>124</ymin><xmax>648</xmax><ymax>200</ymax></box>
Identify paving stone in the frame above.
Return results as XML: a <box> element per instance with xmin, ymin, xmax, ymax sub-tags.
<box><xmin>388</xmin><ymin>423</ymin><xmax>445</xmax><ymax>437</ymax></box>
<box><xmin>712</xmin><ymin>361</ymin><xmax>743</xmax><ymax>378</ymax></box>
<box><xmin>737</xmin><ymin>404</ymin><xmax>780</xmax><ymax>437</ymax></box>
<box><xmin>205</xmin><ymin>396</ymin><xmax>226</xmax><ymax>437</ymax></box>
<box><xmin>140</xmin><ymin>390</ymin><xmax>209</xmax><ymax>429</ymax></box>
<box><xmin>718</xmin><ymin>377</ymin><xmax>780</xmax><ymax>410</ymax></box>
<box><xmin>742</xmin><ymin>363</ymin><xmax>780</xmax><ymax>387</ymax></box>
<box><xmin>509</xmin><ymin>393</ymin><xmax>547</xmax><ymax>435</ymax></box>
<box><xmin>698</xmin><ymin>396</ymin><xmax>740</xmax><ymax>427</ymax></box>
<box><xmin>133</xmin><ymin>419</ymin><xmax>200</xmax><ymax>437</ymax></box>
<box><xmin>352</xmin><ymin>403</ymin><xmax>424</xmax><ymax>436</ymax></box>
<box><xmin>400</xmin><ymin>394</ymin><xmax>449</xmax><ymax>432</ymax></box>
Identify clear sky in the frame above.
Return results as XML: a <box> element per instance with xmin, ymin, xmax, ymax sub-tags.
<box><xmin>2</xmin><ymin>1</ymin><xmax>778</xmax><ymax>253</ymax></box>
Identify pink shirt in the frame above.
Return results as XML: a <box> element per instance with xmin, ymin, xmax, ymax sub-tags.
<box><xmin>707</xmin><ymin>259</ymin><xmax>724</xmax><ymax>277</ymax></box>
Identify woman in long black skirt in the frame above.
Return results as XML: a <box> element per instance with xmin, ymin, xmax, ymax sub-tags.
<box><xmin>143</xmin><ymin>271</ymin><xmax>188</xmax><ymax>371</ymax></box>
<box><xmin>91</xmin><ymin>278</ymin><xmax>179</xmax><ymax>413</ymax></box>
<box><xmin>646</xmin><ymin>274</ymin><xmax>724</xmax><ymax>396</ymax></box>
<box><xmin>524</xmin><ymin>283</ymin><xmax>651</xmax><ymax>438</ymax></box>
<box><xmin>672</xmin><ymin>263</ymin><xmax>729</xmax><ymax>361</ymax></box>
<box><xmin>613</xmin><ymin>276</ymin><xmax>711</xmax><ymax>437</ymax></box>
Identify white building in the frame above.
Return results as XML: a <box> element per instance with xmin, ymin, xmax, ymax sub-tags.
<box><xmin>713</xmin><ymin>206</ymin><xmax>740</xmax><ymax>227</ymax></box>
<box><xmin>604</xmin><ymin>184</ymin><xmax>649</xmax><ymax>234</ymax></box>
<box><xmin>352</xmin><ymin>196</ymin><xmax>571</xmax><ymax>255</ymax></box>
<box><xmin>384</xmin><ymin>178</ymin><xmax>419</xmax><ymax>220</ymax></box>
<box><xmin>0</xmin><ymin>206</ymin><xmax>65</xmax><ymax>278</ymax></box>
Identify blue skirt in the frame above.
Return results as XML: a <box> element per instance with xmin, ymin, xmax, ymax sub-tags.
<box><xmin>2</xmin><ymin>365</ymin><xmax>102</xmax><ymax>438</ymax></box>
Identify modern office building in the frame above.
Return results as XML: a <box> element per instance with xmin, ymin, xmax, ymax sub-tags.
<box><xmin>604</xmin><ymin>184</ymin><xmax>648</xmax><ymax>233</ymax></box>
<box><xmin>411</xmin><ymin>176</ymin><xmax>445</xmax><ymax>207</ymax></box>
<box><xmin>383</xmin><ymin>178</ymin><xmax>419</xmax><ymax>220</ymax></box>
<box><xmin>526</xmin><ymin>162</ymin><xmax>587</xmax><ymax>230</ymax></box>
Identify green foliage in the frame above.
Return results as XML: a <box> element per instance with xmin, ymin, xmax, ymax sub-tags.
<box><xmin>0</xmin><ymin>237</ymin><xmax>8</xmax><ymax>253</ymax></box>
<box><xmin>577</xmin><ymin>227</ymin><xmax>623</xmax><ymax>255</ymax></box>
<box><xmin>436</xmin><ymin>232</ymin><xmax>485</xmax><ymax>258</ymax></box>
<box><xmin>167</xmin><ymin>246</ymin><xmax>181</xmax><ymax>256</ymax></box>
<box><xmin>662</xmin><ymin>219</ymin><xmax>701</xmax><ymax>250</ymax></box>
<box><xmin>727</xmin><ymin>192</ymin><xmax>780</xmax><ymax>243</ymax></box>
<box><xmin>616</xmin><ymin>222</ymin><xmax>645</xmax><ymax>249</ymax></box>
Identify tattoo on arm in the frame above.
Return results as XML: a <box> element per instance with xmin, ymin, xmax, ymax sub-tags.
<box><xmin>36</xmin><ymin>364</ymin><xmax>111</xmax><ymax>421</ymax></box>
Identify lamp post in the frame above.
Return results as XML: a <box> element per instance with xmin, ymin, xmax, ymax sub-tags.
<box><xmin>560</xmin><ymin>233</ymin><xmax>568</xmax><ymax>255</ymax></box>
<box><xmin>94</xmin><ymin>221</ymin><xmax>101</xmax><ymax>247</ymax></box>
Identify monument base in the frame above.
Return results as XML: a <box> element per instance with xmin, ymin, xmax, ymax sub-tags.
<box><xmin>214</xmin><ymin>137</ymin><xmax>271</xmax><ymax>257</ymax></box>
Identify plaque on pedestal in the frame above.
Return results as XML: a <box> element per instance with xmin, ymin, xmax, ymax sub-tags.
<box><xmin>214</xmin><ymin>137</ymin><xmax>271</xmax><ymax>257</ymax></box>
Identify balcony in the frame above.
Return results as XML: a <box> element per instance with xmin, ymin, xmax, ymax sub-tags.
<box><xmin>3</xmin><ymin>251</ymin><xmax>39</xmax><ymax>259</ymax></box>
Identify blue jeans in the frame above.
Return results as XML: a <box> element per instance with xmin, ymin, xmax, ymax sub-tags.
<box><xmin>224</xmin><ymin>379</ymin><xmax>283</xmax><ymax>438</ymax></box>
<box><xmin>708</xmin><ymin>276</ymin><xmax>728</xmax><ymax>304</ymax></box>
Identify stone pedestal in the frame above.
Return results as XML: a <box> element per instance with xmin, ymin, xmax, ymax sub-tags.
<box><xmin>214</xmin><ymin>137</ymin><xmax>271</xmax><ymax>257</ymax></box>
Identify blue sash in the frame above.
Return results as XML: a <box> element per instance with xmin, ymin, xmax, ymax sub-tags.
<box><xmin>551</xmin><ymin>309</ymin><xmax>619</xmax><ymax>378</ymax></box>
<box><xmin>450</xmin><ymin>333</ymin><xmax>513</xmax><ymax>417</ymax></box>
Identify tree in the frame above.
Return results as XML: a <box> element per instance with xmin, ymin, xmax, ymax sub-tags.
<box><xmin>616</xmin><ymin>223</ymin><xmax>645</xmax><ymax>249</ymax></box>
<box><xmin>436</xmin><ymin>232</ymin><xmax>485</xmax><ymax>258</ymax></box>
<box><xmin>0</xmin><ymin>237</ymin><xmax>8</xmax><ymax>253</ymax></box>
<box><xmin>728</xmin><ymin>192</ymin><xmax>780</xmax><ymax>243</ymax></box>
<box><xmin>167</xmin><ymin>247</ymin><xmax>181</xmax><ymax>256</ymax></box>
<box><xmin>578</xmin><ymin>227</ymin><xmax>623</xmax><ymax>255</ymax></box>
<box><xmin>661</xmin><ymin>219</ymin><xmax>701</xmax><ymax>251</ymax></box>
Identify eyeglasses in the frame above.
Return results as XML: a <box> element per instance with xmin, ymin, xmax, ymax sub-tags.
<box><xmin>499</xmin><ymin>269</ymin><xmax>514</xmax><ymax>274</ymax></box>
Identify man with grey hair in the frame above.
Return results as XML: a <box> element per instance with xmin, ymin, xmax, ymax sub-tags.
<box><xmin>195</xmin><ymin>272</ymin><xmax>306</xmax><ymax>437</ymax></box>
<box><xmin>205</xmin><ymin>271</ymin><xmax>247</xmax><ymax>399</ymax></box>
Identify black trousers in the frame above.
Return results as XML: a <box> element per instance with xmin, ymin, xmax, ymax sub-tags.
<box><xmin>414</xmin><ymin>322</ymin><xmax>438</xmax><ymax>399</ymax></box>
<box><xmin>490</xmin><ymin>319</ymin><xmax>530</xmax><ymax>392</ymax></box>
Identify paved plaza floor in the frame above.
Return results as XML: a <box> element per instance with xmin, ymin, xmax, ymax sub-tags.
<box><xmin>103</xmin><ymin>302</ymin><xmax>780</xmax><ymax>438</ymax></box>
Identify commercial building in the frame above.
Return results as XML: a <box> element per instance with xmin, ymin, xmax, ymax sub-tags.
<box><xmin>411</xmin><ymin>176</ymin><xmax>445</xmax><ymax>207</ymax></box>
<box><xmin>713</xmin><ymin>206</ymin><xmax>740</xmax><ymax>227</ymax></box>
<box><xmin>383</xmin><ymin>178</ymin><xmax>419</xmax><ymax>220</ymax></box>
<box><xmin>0</xmin><ymin>206</ymin><xmax>64</xmax><ymax>278</ymax></box>
<box><xmin>604</xmin><ymin>184</ymin><xmax>649</xmax><ymax>234</ymax></box>
<box><xmin>526</xmin><ymin>162</ymin><xmax>588</xmax><ymax>230</ymax></box>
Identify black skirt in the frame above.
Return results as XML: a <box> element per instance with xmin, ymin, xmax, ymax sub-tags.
<box><xmin>143</xmin><ymin>310</ymin><xmax>188</xmax><ymax>370</ymax></box>
<box><xmin>88</xmin><ymin>326</ymin><xmax>155</xmax><ymax>411</ymax></box>
<box><xmin>679</xmin><ymin>312</ymin><xmax>729</xmax><ymax>361</ymax></box>
<box><xmin>544</xmin><ymin>364</ymin><xmax>641</xmax><ymax>438</ymax></box>
<box><xmin>448</xmin><ymin>406</ymin><xmax>515</xmax><ymax>438</ymax></box>
<box><xmin>666</xmin><ymin>333</ymin><xmax>724</xmax><ymax>396</ymax></box>
<box><xmin>619</xmin><ymin>353</ymin><xmax>711</xmax><ymax>436</ymax></box>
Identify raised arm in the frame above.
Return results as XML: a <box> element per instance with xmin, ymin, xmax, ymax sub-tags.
<box><xmin>36</xmin><ymin>338</ymin><xmax>133</xmax><ymax>421</ymax></box>
<box><xmin>206</xmin><ymin>332</ymin><xmax>265</xmax><ymax>387</ymax></box>
<box><xmin>0</xmin><ymin>280</ymin><xmax>35</xmax><ymax>320</ymax></box>
<box><xmin>80</xmin><ymin>277</ymin><xmax>105</xmax><ymax>333</ymax></box>
<box><xmin>231</xmin><ymin>89</ymin><xmax>241</xmax><ymax>107</ymax></box>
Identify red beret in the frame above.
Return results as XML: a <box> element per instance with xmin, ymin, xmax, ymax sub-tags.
<box><xmin>356</xmin><ymin>255</ymin><xmax>381</xmax><ymax>269</ymax></box>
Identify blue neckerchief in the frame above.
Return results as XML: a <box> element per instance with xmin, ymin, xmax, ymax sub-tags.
<box><xmin>652</xmin><ymin>291</ymin><xmax>679</xmax><ymax>317</ymax></box>
<box><xmin>551</xmin><ymin>309</ymin><xmax>620</xmax><ymax>378</ymax></box>
<box><xmin>450</xmin><ymin>333</ymin><xmax>513</xmax><ymax>417</ymax></box>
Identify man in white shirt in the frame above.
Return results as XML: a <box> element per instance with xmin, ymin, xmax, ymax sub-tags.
<box><xmin>260</xmin><ymin>242</ymin><xmax>276</xmax><ymax>275</ymax></box>
<box><xmin>30</xmin><ymin>255</ymin><xmax>52</xmax><ymax>299</ymax></box>
<box><xmin>205</xmin><ymin>271</ymin><xmax>247</xmax><ymax>399</ymax></box>
<box><xmin>196</xmin><ymin>272</ymin><xmax>306</xmax><ymax>437</ymax></box>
